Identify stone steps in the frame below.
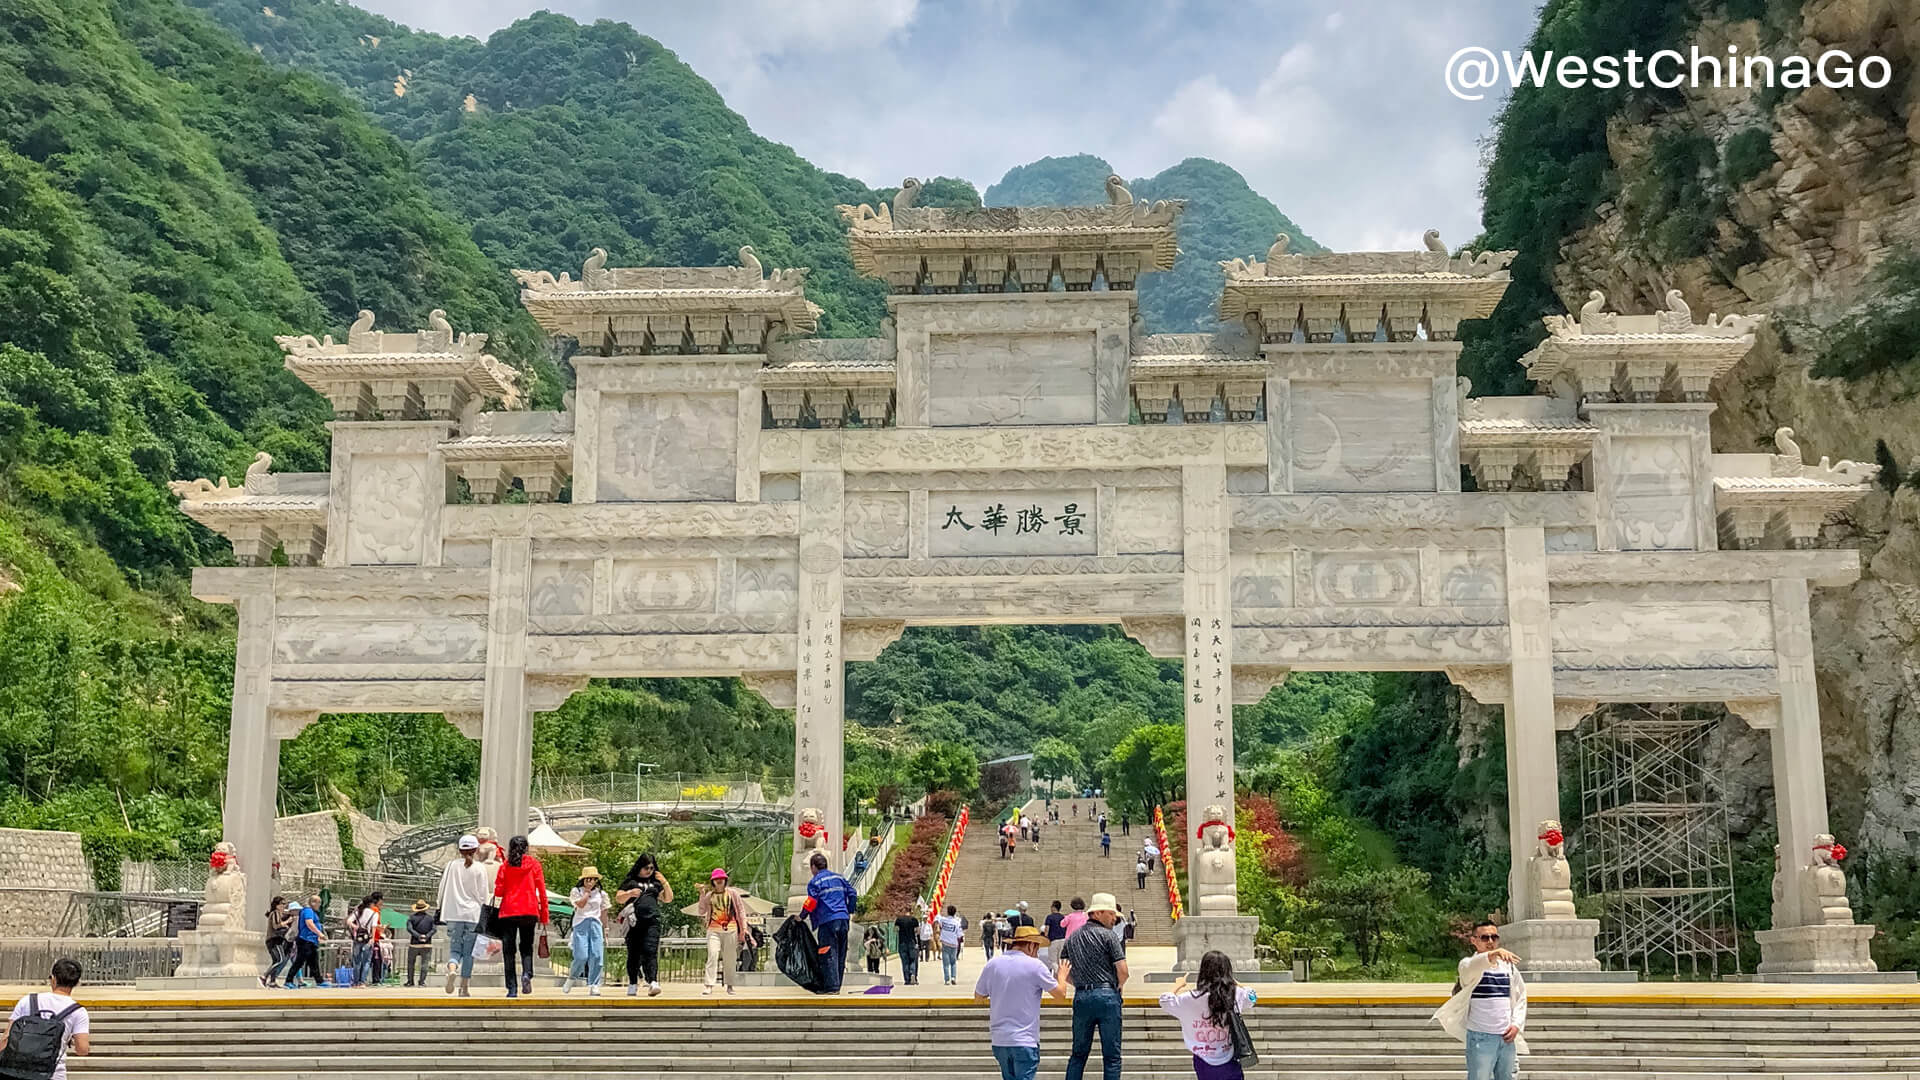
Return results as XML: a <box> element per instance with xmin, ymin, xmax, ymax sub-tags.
<box><xmin>66</xmin><ymin>1000</ymin><xmax>1920</xmax><ymax>1078</ymax></box>
<box><xmin>941</xmin><ymin>808</ymin><xmax>1173</xmax><ymax>945</ymax></box>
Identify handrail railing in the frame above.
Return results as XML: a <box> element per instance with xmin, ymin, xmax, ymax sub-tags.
<box><xmin>849</xmin><ymin>820</ymin><xmax>898</xmax><ymax>899</ymax></box>
<box><xmin>1153</xmin><ymin>805</ymin><xmax>1183</xmax><ymax>921</ymax></box>
<box><xmin>923</xmin><ymin>806</ymin><xmax>969</xmax><ymax>919</ymax></box>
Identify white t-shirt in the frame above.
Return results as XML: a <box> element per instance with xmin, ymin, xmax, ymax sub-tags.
<box><xmin>1461</xmin><ymin>955</ymin><xmax>1515</xmax><ymax>1034</ymax></box>
<box><xmin>1158</xmin><ymin>986</ymin><xmax>1255</xmax><ymax>1065</ymax></box>
<box><xmin>438</xmin><ymin>857</ymin><xmax>491</xmax><ymax>923</ymax></box>
<box><xmin>936</xmin><ymin>913</ymin><xmax>964</xmax><ymax>947</ymax></box>
<box><xmin>10</xmin><ymin>992</ymin><xmax>89</xmax><ymax>1080</ymax></box>
<box><xmin>918</xmin><ymin>920</ymin><xmax>934</xmax><ymax>942</ymax></box>
<box><xmin>570</xmin><ymin>885</ymin><xmax>608</xmax><ymax>923</ymax></box>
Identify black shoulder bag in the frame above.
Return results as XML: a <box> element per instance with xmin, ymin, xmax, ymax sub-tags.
<box><xmin>1227</xmin><ymin>1005</ymin><xmax>1258</xmax><ymax>1066</ymax></box>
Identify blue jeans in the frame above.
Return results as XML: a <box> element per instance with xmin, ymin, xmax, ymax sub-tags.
<box><xmin>818</xmin><ymin>919</ymin><xmax>849</xmax><ymax>992</ymax></box>
<box><xmin>570</xmin><ymin>918</ymin><xmax>604</xmax><ymax>986</ymax></box>
<box><xmin>350</xmin><ymin>940</ymin><xmax>371</xmax><ymax>985</ymax></box>
<box><xmin>941</xmin><ymin>944</ymin><xmax>959</xmax><ymax>982</ymax></box>
<box><xmin>1465</xmin><ymin>1029</ymin><xmax>1517</xmax><ymax>1080</ymax></box>
<box><xmin>1067</xmin><ymin>986</ymin><xmax>1123</xmax><ymax>1080</ymax></box>
<box><xmin>445</xmin><ymin>920</ymin><xmax>478</xmax><ymax>980</ymax></box>
<box><xmin>992</xmin><ymin>1044</ymin><xmax>1040</xmax><ymax>1080</ymax></box>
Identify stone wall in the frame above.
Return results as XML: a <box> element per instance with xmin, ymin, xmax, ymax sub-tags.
<box><xmin>0</xmin><ymin>828</ymin><xmax>91</xmax><ymax>935</ymax></box>
<box><xmin>273</xmin><ymin>811</ymin><xmax>345</xmax><ymax>894</ymax></box>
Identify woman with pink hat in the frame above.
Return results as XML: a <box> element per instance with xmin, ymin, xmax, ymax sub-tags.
<box><xmin>695</xmin><ymin>867</ymin><xmax>749</xmax><ymax>996</ymax></box>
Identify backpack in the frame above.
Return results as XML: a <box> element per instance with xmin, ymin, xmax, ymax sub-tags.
<box><xmin>0</xmin><ymin>994</ymin><xmax>81</xmax><ymax>1080</ymax></box>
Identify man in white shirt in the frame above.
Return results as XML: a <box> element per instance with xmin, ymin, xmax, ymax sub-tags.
<box><xmin>1431</xmin><ymin>919</ymin><xmax>1528</xmax><ymax>1080</ymax></box>
<box><xmin>3</xmin><ymin>958</ymin><xmax>89</xmax><ymax>1080</ymax></box>
<box><xmin>437</xmin><ymin>834</ymin><xmax>492</xmax><ymax>996</ymax></box>
<box><xmin>935</xmin><ymin>904</ymin><xmax>966</xmax><ymax>985</ymax></box>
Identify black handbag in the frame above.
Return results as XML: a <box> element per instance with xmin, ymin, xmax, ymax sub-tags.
<box><xmin>1227</xmin><ymin>1007</ymin><xmax>1258</xmax><ymax>1065</ymax></box>
<box><xmin>479</xmin><ymin>902</ymin><xmax>500</xmax><ymax>938</ymax></box>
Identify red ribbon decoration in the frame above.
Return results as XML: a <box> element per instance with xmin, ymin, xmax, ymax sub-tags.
<box><xmin>1539</xmin><ymin>828</ymin><xmax>1565</xmax><ymax>847</ymax></box>
<box><xmin>796</xmin><ymin>820</ymin><xmax>824</xmax><ymax>840</ymax></box>
<box><xmin>1819</xmin><ymin>842</ymin><xmax>1848</xmax><ymax>861</ymax></box>
<box><xmin>209</xmin><ymin>850</ymin><xmax>231</xmax><ymax>871</ymax></box>
<box><xmin>1195</xmin><ymin>818</ymin><xmax>1235</xmax><ymax>841</ymax></box>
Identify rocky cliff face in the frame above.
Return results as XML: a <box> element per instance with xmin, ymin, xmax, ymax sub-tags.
<box><xmin>1549</xmin><ymin>0</ymin><xmax>1920</xmax><ymax>861</ymax></box>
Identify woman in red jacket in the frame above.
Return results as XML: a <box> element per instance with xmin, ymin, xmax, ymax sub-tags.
<box><xmin>491</xmin><ymin>835</ymin><xmax>551</xmax><ymax>998</ymax></box>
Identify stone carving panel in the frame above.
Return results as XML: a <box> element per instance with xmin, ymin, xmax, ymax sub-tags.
<box><xmin>441</xmin><ymin>539</ymin><xmax>492</xmax><ymax>568</ymax></box>
<box><xmin>1230</xmin><ymin>551</ymin><xmax>1293</xmax><ymax>607</ymax></box>
<box><xmin>1426</xmin><ymin>549</ymin><xmax>1507</xmax><ymax>605</ymax></box>
<box><xmin>844</xmin><ymin>493</ymin><xmax>909</xmax><ymax>558</ymax></box>
<box><xmin>609</xmin><ymin>560</ymin><xmax>718</xmax><ymax>613</ymax></box>
<box><xmin>1550</xmin><ymin>600</ymin><xmax>1774</xmax><ymax>659</ymax></box>
<box><xmin>1607</xmin><ymin>435</ymin><xmax>1696</xmax><ymax>551</ymax></box>
<box><xmin>733</xmin><ymin>558</ymin><xmax>798</xmax><ymax>614</ymax></box>
<box><xmin>1290</xmin><ymin>382</ymin><xmax>1434</xmax><ymax>492</ymax></box>
<box><xmin>1300</xmin><ymin>551</ymin><xmax>1420</xmax><ymax>606</ymax></box>
<box><xmin>275</xmin><ymin>617</ymin><xmax>485</xmax><ymax>665</ymax></box>
<box><xmin>1111</xmin><ymin>487</ymin><xmax>1180</xmax><ymax>554</ymax></box>
<box><xmin>926</xmin><ymin>489</ymin><xmax>1095</xmax><ymax>557</ymax></box>
<box><xmin>597</xmin><ymin>392</ymin><xmax>736</xmax><ymax>502</ymax></box>
<box><xmin>529</xmin><ymin>559</ymin><xmax>593</xmax><ymax>616</ymax></box>
<box><xmin>344</xmin><ymin>455</ymin><xmax>428</xmax><ymax>565</ymax></box>
<box><xmin>929</xmin><ymin>332</ymin><xmax>1096</xmax><ymax>426</ymax></box>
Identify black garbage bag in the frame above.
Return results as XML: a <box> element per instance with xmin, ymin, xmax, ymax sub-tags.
<box><xmin>773</xmin><ymin>914</ymin><xmax>826</xmax><ymax>993</ymax></box>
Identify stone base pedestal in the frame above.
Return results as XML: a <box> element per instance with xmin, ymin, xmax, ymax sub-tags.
<box><xmin>176</xmin><ymin>927</ymin><xmax>266</xmax><ymax>979</ymax></box>
<box><xmin>1500</xmin><ymin>918</ymin><xmax>1610</xmax><ymax>975</ymax></box>
<box><xmin>136</xmin><ymin>974</ymin><xmax>268</xmax><ymax>991</ymax></box>
<box><xmin>1174</xmin><ymin>915</ymin><xmax>1262</xmax><ymax>973</ymax></box>
<box><xmin>1755</xmin><ymin>923</ymin><xmax>1890</xmax><ymax>978</ymax></box>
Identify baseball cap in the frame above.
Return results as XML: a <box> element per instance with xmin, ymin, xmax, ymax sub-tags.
<box><xmin>457</xmin><ymin>835</ymin><xmax>479</xmax><ymax>851</ymax></box>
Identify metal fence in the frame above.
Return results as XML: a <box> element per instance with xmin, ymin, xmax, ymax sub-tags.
<box><xmin>365</xmin><ymin>773</ymin><xmax>796</xmax><ymax>828</ymax></box>
<box><xmin>0</xmin><ymin>938</ymin><xmax>177</xmax><ymax>985</ymax></box>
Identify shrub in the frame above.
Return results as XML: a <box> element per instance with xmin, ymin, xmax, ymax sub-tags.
<box><xmin>873</xmin><ymin>812</ymin><xmax>950</xmax><ymax>917</ymax></box>
<box><xmin>1809</xmin><ymin>248</ymin><xmax>1920</xmax><ymax>380</ymax></box>
<box><xmin>1722</xmin><ymin>126</ymin><xmax>1777</xmax><ymax>187</ymax></box>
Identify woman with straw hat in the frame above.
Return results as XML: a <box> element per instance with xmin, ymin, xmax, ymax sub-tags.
<box><xmin>563</xmin><ymin>866</ymin><xmax>608</xmax><ymax>995</ymax></box>
<box><xmin>696</xmin><ymin>867</ymin><xmax>749</xmax><ymax>996</ymax></box>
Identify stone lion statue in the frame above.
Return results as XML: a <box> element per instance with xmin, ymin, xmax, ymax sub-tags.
<box><xmin>1531</xmin><ymin>820</ymin><xmax>1575</xmax><ymax>919</ymax></box>
<box><xmin>1194</xmin><ymin>804</ymin><xmax>1237</xmax><ymax>915</ymax></box>
<box><xmin>1805</xmin><ymin>834</ymin><xmax>1854</xmax><ymax>926</ymax></box>
<box><xmin>199</xmin><ymin>841</ymin><xmax>246</xmax><ymax>930</ymax></box>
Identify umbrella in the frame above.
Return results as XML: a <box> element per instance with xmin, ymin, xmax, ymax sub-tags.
<box><xmin>525</xmin><ymin>821</ymin><xmax>588</xmax><ymax>855</ymax></box>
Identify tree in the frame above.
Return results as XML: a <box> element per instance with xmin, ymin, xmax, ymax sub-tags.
<box><xmin>1305</xmin><ymin>866</ymin><xmax>1431</xmax><ymax>967</ymax></box>
<box><xmin>980</xmin><ymin>759</ymin><xmax>1022</xmax><ymax>804</ymax></box>
<box><xmin>1031</xmin><ymin>737</ymin><xmax>1081</xmax><ymax>790</ymax></box>
<box><xmin>1099</xmin><ymin>724</ymin><xmax>1185</xmax><ymax>819</ymax></box>
<box><xmin>907</xmin><ymin>742</ymin><xmax>980</xmax><ymax>799</ymax></box>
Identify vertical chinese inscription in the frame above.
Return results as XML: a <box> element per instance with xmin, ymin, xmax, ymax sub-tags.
<box><xmin>1182</xmin><ymin>462</ymin><xmax>1235</xmax><ymax>912</ymax></box>
<box><xmin>793</xmin><ymin>469</ymin><xmax>845</xmax><ymax>893</ymax></box>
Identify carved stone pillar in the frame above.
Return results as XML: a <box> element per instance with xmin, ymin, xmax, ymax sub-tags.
<box><xmin>222</xmin><ymin>593</ymin><xmax>277</xmax><ymax>935</ymax></box>
<box><xmin>1498</xmin><ymin>526</ymin><xmax>1603</xmax><ymax>973</ymax></box>
<box><xmin>477</xmin><ymin>536</ymin><xmax>533</xmax><ymax>838</ymax></box>
<box><xmin>791</xmin><ymin>467</ymin><xmax>847</xmax><ymax>903</ymax></box>
<box><xmin>1176</xmin><ymin>460</ymin><xmax>1257</xmax><ymax>970</ymax></box>
<box><xmin>1756</xmin><ymin>577</ymin><xmax>1881</xmax><ymax>976</ymax></box>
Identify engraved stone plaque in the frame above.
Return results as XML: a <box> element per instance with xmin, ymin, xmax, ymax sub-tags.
<box><xmin>1111</xmin><ymin>488</ymin><xmax>1181</xmax><ymax>554</ymax></box>
<box><xmin>927</xmin><ymin>489</ymin><xmax>1096</xmax><ymax>556</ymax></box>
<box><xmin>733</xmin><ymin>558</ymin><xmax>798</xmax><ymax>614</ymax></box>
<box><xmin>275</xmin><ymin>617</ymin><xmax>486</xmax><ymax>665</ymax></box>
<box><xmin>928</xmin><ymin>332</ymin><xmax>1096</xmax><ymax>426</ymax></box>
<box><xmin>530</xmin><ymin>560</ymin><xmax>594</xmax><ymax>616</ymax></box>
<box><xmin>610</xmin><ymin>560</ymin><xmax>718</xmax><ymax>612</ymax></box>
<box><xmin>597</xmin><ymin>392</ymin><xmax>736</xmax><ymax>502</ymax></box>
<box><xmin>345</xmin><ymin>455</ymin><xmax>428</xmax><ymax>565</ymax></box>
<box><xmin>1607</xmin><ymin>436</ymin><xmax>1696</xmax><ymax>551</ymax></box>
<box><xmin>1302</xmin><ymin>551</ymin><xmax>1420</xmax><ymax>605</ymax></box>
<box><xmin>1290</xmin><ymin>382</ymin><xmax>1434</xmax><ymax>492</ymax></box>
<box><xmin>845</xmin><ymin>493</ymin><xmax>909</xmax><ymax>558</ymax></box>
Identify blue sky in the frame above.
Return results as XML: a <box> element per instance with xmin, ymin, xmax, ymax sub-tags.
<box><xmin>359</xmin><ymin>0</ymin><xmax>1544</xmax><ymax>251</ymax></box>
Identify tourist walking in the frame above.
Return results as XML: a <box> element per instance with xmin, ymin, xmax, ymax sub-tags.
<box><xmin>919</xmin><ymin>913</ymin><xmax>934</xmax><ymax>962</ymax></box>
<box><xmin>697</xmin><ymin>868</ymin><xmax>748</xmax><ymax>996</ymax></box>
<box><xmin>1135</xmin><ymin>855</ymin><xmax>1149</xmax><ymax>890</ymax></box>
<box><xmin>863</xmin><ymin>923</ymin><xmax>887</xmax><ymax>973</ymax></box>
<box><xmin>1433</xmin><ymin>920</ymin><xmax>1528</xmax><ymax>1080</ymax></box>
<box><xmin>1120</xmin><ymin>814</ymin><xmax>1130</xmax><ymax>837</ymax></box>
<box><xmin>1043</xmin><ymin>900</ymin><xmax>1067</xmax><ymax>972</ymax></box>
<box><xmin>2</xmin><ymin>958</ymin><xmax>89</xmax><ymax>1080</ymax></box>
<box><xmin>1159</xmin><ymin>951</ymin><xmax>1257</xmax><ymax>1080</ymax></box>
<box><xmin>350</xmin><ymin>893</ymin><xmax>383</xmax><ymax>986</ymax></box>
<box><xmin>404</xmin><ymin>900</ymin><xmax>436</xmax><ymax>987</ymax></box>
<box><xmin>490</xmin><ymin>835</ymin><xmax>551</xmax><ymax>999</ymax></box>
<box><xmin>1100</xmin><ymin>831</ymin><xmax>1111</xmax><ymax>857</ymax></box>
<box><xmin>1143</xmin><ymin>839</ymin><xmax>1159</xmax><ymax>872</ymax></box>
<box><xmin>1055</xmin><ymin>892</ymin><xmax>1129</xmax><ymax>1080</ymax></box>
<box><xmin>1062</xmin><ymin>896</ymin><xmax>1089</xmax><ymax>938</ymax></box>
<box><xmin>1000</xmin><ymin>831</ymin><xmax>1011</xmax><ymax>860</ymax></box>
<box><xmin>1124</xmin><ymin>911</ymin><xmax>1136</xmax><ymax>952</ymax></box>
<box><xmin>615</xmin><ymin>852</ymin><xmax>673</xmax><ymax>996</ymax></box>
<box><xmin>894</xmin><ymin>909</ymin><xmax>922</xmax><ymax>985</ymax></box>
<box><xmin>973</xmin><ymin>925</ymin><xmax>1066</xmax><ymax>1080</ymax></box>
<box><xmin>802</xmin><ymin>852</ymin><xmax>857</xmax><ymax>993</ymax></box>
<box><xmin>285</xmin><ymin>893</ymin><xmax>325</xmax><ymax>988</ymax></box>
<box><xmin>436</xmin><ymin>835</ymin><xmax>490</xmax><ymax>996</ymax></box>
<box><xmin>564</xmin><ymin>867</ymin><xmax>608</xmax><ymax>994</ymax></box>
<box><xmin>937</xmin><ymin>904</ymin><xmax>965</xmax><ymax>985</ymax></box>
<box><xmin>981</xmin><ymin>912</ymin><xmax>999</xmax><ymax>960</ymax></box>
<box><xmin>1098</xmin><ymin>811</ymin><xmax>1108</xmax><ymax>834</ymax></box>
<box><xmin>261</xmin><ymin>896</ymin><xmax>296</xmax><ymax>987</ymax></box>
<box><xmin>1012</xmin><ymin>900</ymin><xmax>1035</xmax><ymax>929</ymax></box>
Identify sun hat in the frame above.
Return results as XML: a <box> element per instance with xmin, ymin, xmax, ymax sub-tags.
<box><xmin>457</xmin><ymin>835</ymin><xmax>479</xmax><ymax>851</ymax></box>
<box><xmin>1087</xmin><ymin>892</ymin><xmax>1120</xmax><ymax>916</ymax></box>
<box><xmin>710</xmin><ymin>867</ymin><xmax>729</xmax><ymax>881</ymax></box>
<box><xmin>1010</xmin><ymin>925</ymin><xmax>1047</xmax><ymax>946</ymax></box>
<box><xmin>579</xmin><ymin>866</ymin><xmax>600</xmax><ymax>881</ymax></box>
<box><xmin>411</xmin><ymin>899</ymin><xmax>429</xmax><ymax>912</ymax></box>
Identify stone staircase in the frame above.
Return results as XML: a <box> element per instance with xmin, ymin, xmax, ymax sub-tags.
<box><xmin>70</xmin><ymin>1000</ymin><xmax>1920</xmax><ymax>1078</ymax></box>
<box><xmin>938</xmin><ymin>801</ymin><xmax>1175</xmax><ymax>946</ymax></box>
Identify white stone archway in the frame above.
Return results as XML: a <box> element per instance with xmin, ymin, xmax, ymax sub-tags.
<box><xmin>174</xmin><ymin>198</ymin><xmax>1882</xmax><ymax>977</ymax></box>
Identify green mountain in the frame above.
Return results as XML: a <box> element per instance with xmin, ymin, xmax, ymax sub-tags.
<box><xmin>985</xmin><ymin>153</ymin><xmax>1324</xmax><ymax>331</ymax></box>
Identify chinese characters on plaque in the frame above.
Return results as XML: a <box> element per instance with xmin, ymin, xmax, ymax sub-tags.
<box><xmin>927</xmin><ymin>489</ymin><xmax>1097</xmax><ymax>557</ymax></box>
<box><xmin>1190</xmin><ymin>616</ymin><xmax>1232</xmax><ymax>809</ymax></box>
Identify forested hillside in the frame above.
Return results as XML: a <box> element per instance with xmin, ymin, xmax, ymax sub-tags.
<box><xmin>985</xmin><ymin>153</ymin><xmax>1325</xmax><ymax>330</ymax></box>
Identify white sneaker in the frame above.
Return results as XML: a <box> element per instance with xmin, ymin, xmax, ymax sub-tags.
<box><xmin>702</xmin><ymin>985</ymin><xmax>713</xmax><ymax>996</ymax></box>
<box><xmin>561</xmin><ymin>978</ymin><xmax>574</xmax><ymax>994</ymax></box>
<box><xmin>590</xmin><ymin>986</ymin><xmax>601</xmax><ymax>996</ymax></box>
<box><xmin>648</xmin><ymin>981</ymin><xmax>661</xmax><ymax>997</ymax></box>
<box><xmin>444</xmin><ymin>968</ymin><xmax>456</xmax><ymax>994</ymax></box>
<box><xmin>726</xmin><ymin>986</ymin><xmax>736</xmax><ymax>995</ymax></box>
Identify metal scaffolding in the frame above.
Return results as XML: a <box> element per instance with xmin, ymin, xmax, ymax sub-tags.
<box><xmin>1578</xmin><ymin>704</ymin><xmax>1741</xmax><ymax>977</ymax></box>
